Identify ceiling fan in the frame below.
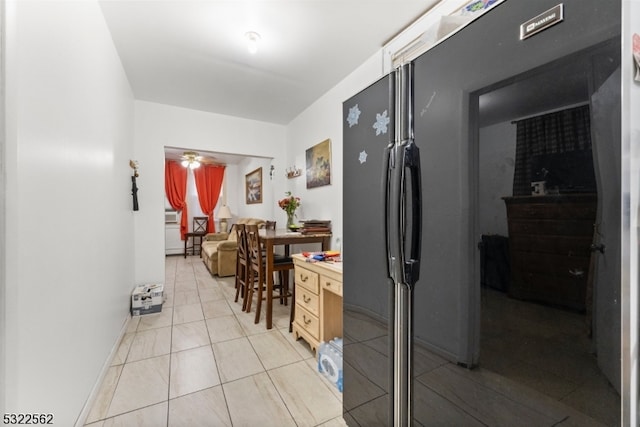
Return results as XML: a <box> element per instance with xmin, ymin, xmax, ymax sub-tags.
<box><xmin>180</xmin><ymin>151</ymin><xmax>204</xmax><ymax>169</ymax></box>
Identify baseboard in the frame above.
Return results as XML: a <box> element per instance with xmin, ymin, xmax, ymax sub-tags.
<box><xmin>74</xmin><ymin>312</ymin><xmax>131</xmax><ymax>427</ymax></box>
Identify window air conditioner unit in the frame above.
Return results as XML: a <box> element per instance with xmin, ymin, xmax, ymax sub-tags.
<box><xmin>165</xmin><ymin>211</ymin><xmax>179</xmax><ymax>223</ymax></box>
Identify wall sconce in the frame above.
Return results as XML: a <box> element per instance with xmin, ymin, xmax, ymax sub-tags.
<box><xmin>286</xmin><ymin>166</ymin><xmax>302</xmax><ymax>179</ymax></box>
<box><xmin>270</xmin><ymin>165</ymin><xmax>275</xmax><ymax>180</ymax></box>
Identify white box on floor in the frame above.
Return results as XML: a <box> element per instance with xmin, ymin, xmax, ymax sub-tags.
<box><xmin>131</xmin><ymin>284</ymin><xmax>163</xmax><ymax>316</ymax></box>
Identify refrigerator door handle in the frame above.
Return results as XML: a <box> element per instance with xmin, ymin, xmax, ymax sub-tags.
<box><xmin>385</xmin><ymin>144</ymin><xmax>402</xmax><ymax>283</ymax></box>
<box><xmin>401</xmin><ymin>140</ymin><xmax>422</xmax><ymax>287</ymax></box>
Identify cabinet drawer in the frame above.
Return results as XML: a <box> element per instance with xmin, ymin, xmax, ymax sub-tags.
<box><xmin>296</xmin><ymin>267</ymin><xmax>319</xmax><ymax>294</ymax></box>
<box><xmin>296</xmin><ymin>288</ymin><xmax>319</xmax><ymax>316</ymax></box>
<box><xmin>505</xmin><ymin>201</ymin><xmax>596</xmax><ymax>220</ymax></box>
<box><xmin>509</xmin><ymin>234</ymin><xmax>593</xmax><ymax>256</ymax></box>
<box><xmin>508</xmin><ymin>219</ymin><xmax>594</xmax><ymax>236</ymax></box>
<box><xmin>295</xmin><ymin>305</ymin><xmax>320</xmax><ymax>339</ymax></box>
<box><xmin>321</xmin><ymin>276</ymin><xmax>343</xmax><ymax>296</ymax></box>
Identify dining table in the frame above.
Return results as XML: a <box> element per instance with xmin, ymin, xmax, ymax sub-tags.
<box><xmin>259</xmin><ymin>228</ymin><xmax>332</xmax><ymax>329</ymax></box>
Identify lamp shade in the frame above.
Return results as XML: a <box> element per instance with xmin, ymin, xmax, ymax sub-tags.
<box><xmin>218</xmin><ymin>205</ymin><xmax>232</xmax><ymax>219</ymax></box>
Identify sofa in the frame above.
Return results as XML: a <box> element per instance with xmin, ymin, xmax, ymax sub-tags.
<box><xmin>201</xmin><ymin>217</ymin><xmax>265</xmax><ymax>277</ymax></box>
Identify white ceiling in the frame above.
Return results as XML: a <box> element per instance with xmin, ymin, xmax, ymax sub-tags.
<box><xmin>99</xmin><ymin>0</ymin><xmax>439</xmax><ymax>126</ymax></box>
<box><xmin>99</xmin><ymin>1</ymin><xmax>599</xmax><ymax>165</ymax></box>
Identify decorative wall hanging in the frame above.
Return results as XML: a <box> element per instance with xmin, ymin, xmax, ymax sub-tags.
<box><xmin>286</xmin><ymin>166</ymin><xmax>302</xmax><ymax>178</ymax></box>
<box><xmin>129</xmin><ymin>160</ymin><xmax>139</xmax><ymax>211</ymax></box>
<box><xmin>306</xmin><ymin>139</ymin><xmax>332</xmax><ymax>189</ymax></box>
<box><xmin>245</xmin><ymin>167</ymin><xmax>263</xmax><ymax>204</ymax></box>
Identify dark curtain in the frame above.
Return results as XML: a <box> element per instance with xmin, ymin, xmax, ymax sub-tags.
<box><xmin>512</xmin><ymin>105</ymin><xmax>592</xmax><ymax>196</ymax></box>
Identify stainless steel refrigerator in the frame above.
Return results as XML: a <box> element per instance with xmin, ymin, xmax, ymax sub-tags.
<box><xmin>342</xmin><ymin>0</ymin><xmax>623</xmax><ymax>425</ymax></box>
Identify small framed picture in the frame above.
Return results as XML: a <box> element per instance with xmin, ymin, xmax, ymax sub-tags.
<box><xmin>245</xmin><ymin>167</ymin><xmax>263</xmax><ymax>204</ymax></box>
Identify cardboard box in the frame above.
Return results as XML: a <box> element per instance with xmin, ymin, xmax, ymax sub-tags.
<box><xmin>131</xmin><ymin>284</ymin><xmax>163</xmax><ymax>316</ymax></box>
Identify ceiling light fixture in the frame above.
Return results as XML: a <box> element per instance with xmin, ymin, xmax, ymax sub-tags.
<box><xmin>180</xmin><ymin>151</ymin><xmax>202</xmax><ymax>169</ymax></box>
<box><xmin>245</xmin><ymin>31</ymin><xmax>261</xmax><ymax>54</ymax></box>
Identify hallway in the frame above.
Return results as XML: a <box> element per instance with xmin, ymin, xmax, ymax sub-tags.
<box><xmin>84</xmin><ymin>255</ymin><xmax>345</xmax><ymax>426</ymax></box>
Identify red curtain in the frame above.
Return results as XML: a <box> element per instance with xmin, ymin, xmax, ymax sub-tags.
<box><xmin>194</xmin><ymin>165</ymin><xmax>226</xmax><ymax>233</ymax></box>
<box><xmin>165</xmin><ymin>160</ymin><xmax>188</xmax><ymax>240</ymax></box>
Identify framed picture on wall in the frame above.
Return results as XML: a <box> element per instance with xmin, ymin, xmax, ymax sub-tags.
<box><xmin>245</xmin><ymin>167</ymin><xmax>263</xmax><ymax>204</ymax></box>
<box><xmin>305</xmin><ymin>138</ymin><xmax>332</xmax><ymax>188</ymax></box>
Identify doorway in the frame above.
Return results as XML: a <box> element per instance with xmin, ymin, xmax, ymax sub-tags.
<box><xmin>472</xmin><ymin>39</ymin><xmax>621</xmax><ymax>426</ymax></box>
<box><xmin>163</xmin><ymin>147</ymin><xmax>231</xmax><ymax>256</ymax></box>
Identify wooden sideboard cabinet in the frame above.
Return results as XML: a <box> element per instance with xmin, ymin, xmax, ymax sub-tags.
<box><xmin>503</xmin><ymin>194</ymin><xmax>597</xmax><ymax>311</ymax></box>
<box><xmin>291</xmin><ymin>254</ymin><xmax>343</xmax><ymax>353</ymax></box>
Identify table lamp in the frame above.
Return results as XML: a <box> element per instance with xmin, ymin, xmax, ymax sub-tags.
<box><xmin>218</xmin><ymin>205</ymin><xmax>233</xmax><ymax>233</ymax></box>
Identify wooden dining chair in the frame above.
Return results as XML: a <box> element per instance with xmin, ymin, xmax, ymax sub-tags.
<box><xmin>234</xmin><ymin>224</ymin><xmax>251</xmax><ymax>310</ymax></box>
<box><xmin>245</xmin><ymin>224</ymin><xmax>295</xmax><ymax>328</ymax></box>
<box><xmin>190</xmin><ymin>216</ymin><xmax>209</xmax><ymax>256</ymax></box>
<box><xmin>193</xmin><ymin>216</ymin><xmax>208</xmax><ymax>233</ymax></box>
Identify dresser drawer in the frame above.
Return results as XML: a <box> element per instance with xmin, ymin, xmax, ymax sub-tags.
<box><xmin>321</xmin><ymin>275</ymin><xmax>343</xmax><ymax>296</ymax></box>
<box><xmin>296</xmin><ymin>267</ymin><xmax>319</xmax><ymax>293</ymax></box>
<box><xmin>507</xmin><ymin>218</ymin><xmax>595</xmax><ymax>236</ymax></box>
<box><xmin>295</xmin><ymin>305</ymin><xmax>320</xmax><ymax>339</ymax></box>
<box><xmin>505</xmin><ymin>200</ymin><xmax>597</xmax><ymax>219</ymax></box>
<box><xmin>509</xmin><ymin>234</ymin><xmax>593</xmax><ymax>256</ymax></box>
<box><xmin>296</xmin><ymin>288</ymin><xmax>319</xmax><ymax>316</ymax></box>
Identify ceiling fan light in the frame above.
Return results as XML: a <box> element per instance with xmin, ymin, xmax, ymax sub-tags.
<box><xmin>181</xmin><ymin>160</ymin><xmax>189</xmax><ymax>168</ymax></box>
<box><xmin>190</xmin><ymin>160</ymin><xmax>201</xmax><ymax>169</ymax></box>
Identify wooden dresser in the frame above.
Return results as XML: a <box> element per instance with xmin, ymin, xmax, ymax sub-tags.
<box><xmin>291</xmin><ymin>254</ymin><xmax>343</xmax><ymax>353</ymax></box>
<box><xmin>503</xmin><ymin>194</ymin><xmax>597</xmax><ymax>311</ymax></box>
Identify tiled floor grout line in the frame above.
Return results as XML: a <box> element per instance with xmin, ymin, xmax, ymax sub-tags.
<box><xmin>165</xmin><ymin>277</ymin><xmax>178</xmax><ymax>427</ymax></box>
<box><xmin>164</xmin><ymin>256</ymin><xmax>178</xmax><ymax>427</ymax></box>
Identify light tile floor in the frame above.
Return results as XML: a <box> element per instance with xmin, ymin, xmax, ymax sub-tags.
<box><xmin>85</xmin><ymin>255</ymin><xmax>619</xmax><ymax>426</ymax></box>
<box><xmin>84</xmin><ymin>255</ymin><xmax>346</xmax><ymax>427</ymax></box>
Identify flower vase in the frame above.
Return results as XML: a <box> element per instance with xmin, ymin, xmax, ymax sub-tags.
<box><xmin>286</xmin><ymin>212</ymin><xmax>295</xmax><ymax>229</ymax></box>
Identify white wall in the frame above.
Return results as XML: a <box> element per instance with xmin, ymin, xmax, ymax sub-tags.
<box><xmin>4</xmin><ymin>1</ymin><xmax>134</xmax><ymax>424</ymax></box>
<box><xmin>138</xmin><ymin>51</ymin><xmax>386</xmax><ymax>265</ymax></box>
<box><xmin>133</xmin><ymin>101</ymin><xmax>286</xmax><ymax>283</ymax></box>
<box><xmin>285</xmin><ymin>53</ymin><xmax>385</xmax><ymax>251</ymax></box>
<box><xmin>478</xmin><ymin>121</ymin><xmax>516</xmax><ymax>236</ymax></box>
<box><xmin>235</xmin><ymin>157</ymin><xmax>276</xmax><ymax>221</ymax></box>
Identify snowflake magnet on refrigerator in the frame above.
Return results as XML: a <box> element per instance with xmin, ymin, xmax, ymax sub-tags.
<box><xmin>358</xmin><ymin>150</ymin><xmax>368</xmax><ymax>164</ymax></box>
<box><xmin>346</xmin><ymin>104</ymin><xmax>361</xmax><ymax>127</ymax></box>
<box><xmin>373</xmin><ymin>110</ymin><xmax>390</xmax><ymax>136</ymax></box>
